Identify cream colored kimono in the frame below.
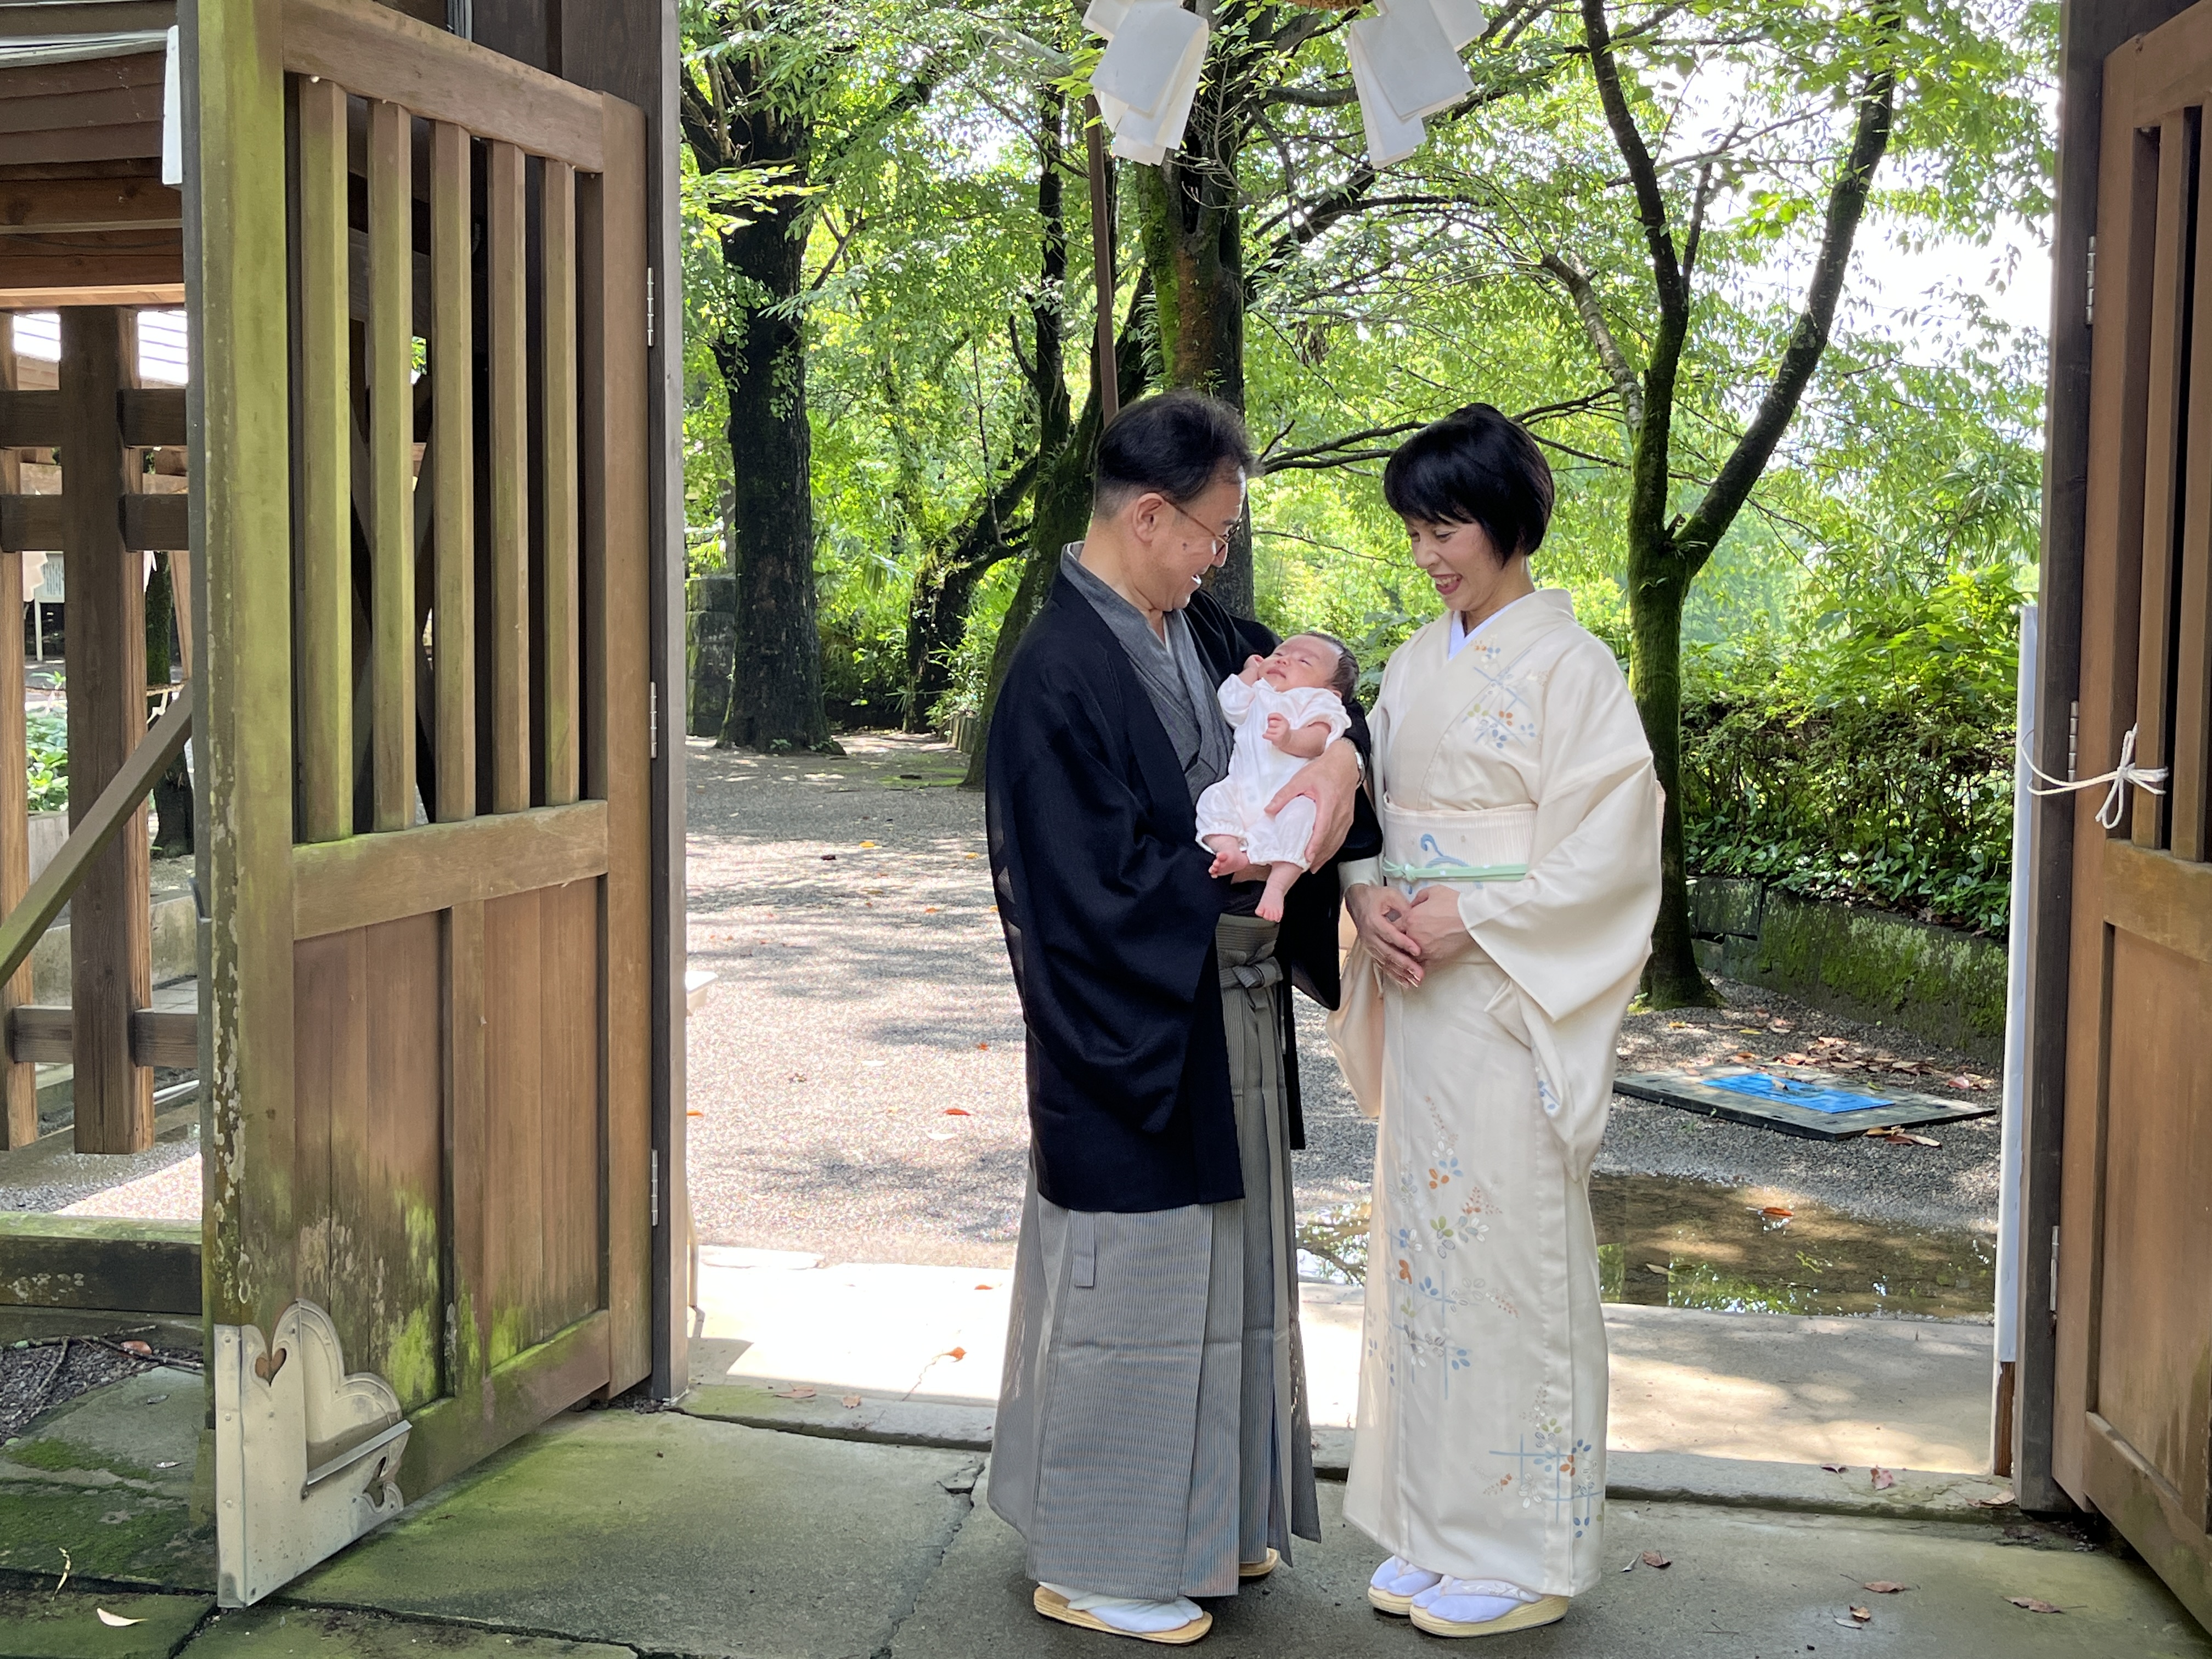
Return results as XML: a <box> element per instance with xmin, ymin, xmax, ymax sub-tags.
<box><xmin>1329</xmin><ymin>589</ymin><xmax>1661</xmax><ymax>1596</ymax></box>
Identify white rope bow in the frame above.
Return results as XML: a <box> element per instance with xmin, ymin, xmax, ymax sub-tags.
<box><xmin>2023</xmin><ymin>723</ymin><xmax>2171</xmax><ymax>830</ymax></box>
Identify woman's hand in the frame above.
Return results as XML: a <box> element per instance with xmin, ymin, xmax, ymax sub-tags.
<box><xmin>1346</xmin><ymin>883</ymin><xmax>1424</xmax><ymax>988</ymax></box>
<box><xmin>1401</xmin><ymin>886</ymin><xmax>1477</xmax><ymax>969</ymax></box>
<box><xmin>1268</xmin><ymin>738</ymin><xmax>1361</xmax><ymax>868</ymax></box>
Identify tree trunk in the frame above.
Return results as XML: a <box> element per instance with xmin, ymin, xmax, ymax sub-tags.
<box><xmin>714</xmin><ymin>185</ymin><xmax>834</xmax><ymax>754</ymax></box>
<box><xmin>1626</xmin><ymin>564</ymin><xmax>1716</xmax><ymax>1007</ymax></box>
<box><xmin>1135</xmin><ymin>123</ymin><xmax>1251</xmax><ymax>614</ymax></box>
<box><xmin>900</xmin><ymin>453</ymin><xmax>1038</xmax><ymax>730</ymax></box>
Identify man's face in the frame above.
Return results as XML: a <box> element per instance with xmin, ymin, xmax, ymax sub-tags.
<box><xmin>1125</xmin><ymin>470</ymin><xmax>1246</xmax><ymax>613</ymax></box>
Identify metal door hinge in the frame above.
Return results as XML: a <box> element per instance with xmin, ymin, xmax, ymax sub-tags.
<box><xmin>650</xmin><ymin>681</ymin><xmax>659</xmax><ymax>758</ymax></box>
<box><xmin>651</xmin><ymin>1148</ymin><xmax>661</xmax><ymax>1229</ymax></box>
<box><xmin>2085</xmin><ymin>235</ymin><xmax>2096</xmax><ymax>326</ymax></box>
<box><xmin>2068</xmin><ymin>701</ymin><xmax>2079</xmax><ymax>783</ymax></box>
<box><xmin>646</xmin><ymin>268</ymin><xmax>655</xmax><ymax>349</ymax></box>
<box><xmin>2049</xmin><ymin>1226</ymin><xmax>2060</xmax><ymax>1314</ymax></box>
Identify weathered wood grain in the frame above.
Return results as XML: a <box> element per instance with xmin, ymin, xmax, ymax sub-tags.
<box><xmin>488</xmin><ymin>140</ymin><xmax>529</xmax><ymax>814</ymax></box>
<box><xmin>0</xmin><ymin>174</ymin><xmax>182</xmax><ymax>235</ymax></box>
<box><xmin>0</xmin><ymin>315</ymin><xmax>31</xmax><ymax>1148</ymax></box>
<box><xmin>482</xmin><ymin>887</ymin><xmax>546</xmax><ymax>1361</ymax></box>
<box><xmin>581</xmin><ymin>99</ymin><xmax>654</xmax><ymax>1394</ymax></box>
<box><xmin>280</xmin><ymin>0</ymin><xmax>605</xmax><ymax>171</ymax></box>
<box><xmin>369</xmin><ymin>98</ymin><xmax>416</xmax><ymax>833</ymax></box>
<box><xmin>540</xmin><ymin>157</ymin><xmax>579</xmax><ymax>807</ymax></box>
<box><xmin>289</xmin><ymin>800</ymin><xmax>608</xmax><ymax>939</ymax></box>
<box><xmin>431</xmin><ymin>120</ymin><xmax>475</xmax><ymax>823</ymax></box>
<box><xmin>0</xmin><ymin>1212</ymin><xmax>200</xmax><ymax>1313</ymax></box>
<box><xmin>192</xmin><ymin>0</ymin><xmax>300</xmax><ymax>1345</ymax></box>
<box><xmin>60</xmin><ymin>307</ymin><xmax>153</xmax><ymax>1154</ymax></box>
<box><xmin>295</xmin><ymin>72</ymin><xmax>353</xmax><ymax>844</ymax></box>
<box><xmin>0</xmin><ymin>491</ymin><xmax>188</xmax><ymax>552</ymax></box>
<box><xmin>2133</xmin><ymin>112</ymin><xmax>2192</xmax><ymax>851</ymax></box>
<box><xmin>444</xmin><ymin>898</ymin><xmax>490</xmax><ymax>1409</ymax></box>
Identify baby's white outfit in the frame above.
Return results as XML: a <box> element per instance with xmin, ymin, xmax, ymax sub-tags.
<box><xmin>1194</xmin><ymin>676</ymin><xmax>1351</xmax><ymax>868</ymax></box>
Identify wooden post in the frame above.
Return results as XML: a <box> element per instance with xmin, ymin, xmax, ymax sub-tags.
<box><xmin>0</xmin><ymin>313</ymin><xmax>35</xmax><ymax>1148</ymax></box>
<box><xmin>60</xmin><ymin>307</ymin><xmax>154</xmax><ymax>1154</ymax></box>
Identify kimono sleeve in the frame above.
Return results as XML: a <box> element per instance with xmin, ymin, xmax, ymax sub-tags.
<box><xmin>1216</xmin><ymin>674</ymin><xmax>1260</xmax><ymax>727</ymax></box>
<box><xmin>987</xmin><ymin>647</ymin><xmax>1224</xmax><ymax>1137</ymax></box>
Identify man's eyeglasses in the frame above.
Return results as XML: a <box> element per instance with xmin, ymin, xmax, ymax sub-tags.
<box><xmin>1167</xmin><ymin>499</ymin><xmax>1234</xmax><ymax>558</ymax></box>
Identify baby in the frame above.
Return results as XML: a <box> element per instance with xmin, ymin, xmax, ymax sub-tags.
<box><xmin>1196</xmin><ymin>632</ymin><xmax>1358</xmax><ymax>923</ymax></box>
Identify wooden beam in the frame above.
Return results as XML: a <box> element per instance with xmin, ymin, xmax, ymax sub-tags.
<box><xmin>0</xmin><ymin>2</ymin><xmax>176</xmax><ymax>35</ymax></box>
<box><xmin>3</xmin><ymin>128</ymin><xmax>165</xmax><ymax>168</ymax></box>
<box><xmin>0</xmin><ymin>84</ymin><xmax>166</xmax><ymax>137</ymax></box>
<box><xmin>290</xmin><ymin>800</ymin><xmax>610</xmax><ymax>940</ymax></box>
<box><xmin>0</xmin><ymin>491</ymin><xmax>190</xmax><ymax>551</ymax></box>
<box><xmin>295</xmin><ymin>72</ymin><xmax>352</xmax><ymax>844</ymax></box>
<box><xmin>191</xmin><ymin>0</ymin><xmax>300</xmax><ymax>1351</ymax></box>
<box><xmin>0</xmin><ymin>1213</ymin><xmax>200</xmax><ymax>1315</ymax></box>
<box><xmin>0</xmin><ymin>176</ymin><xmax>181</xmax><ymax>235</ymax></box>
<box><xmin>60</xmin><ymin>306</ymin><xmax>155</xmax><ymax>1154</ymax></box>
<box><xmin>0</xmin><ymin>283</ymin><xmax>184</xmax><ymax>308</ymax></box>
<box><xmin>2</xmin><ymin>1006</ymin><xmax>198</xmax><ymax>1069</ymax></box>
<box><xmin>120</xmin><ymin>387</ymin><xmax>187</xmax><ymax>446</ymax></box>
<box><xmin>0</xmin><ymin>682</ymin><xmax>191</xmax><ymax>994</ymax></box>
<box><xmin>0</xmin><ymin>314</ymin><xmax>30</xmax><ymax>1149</ymax></box>
<box><xmin>280</xmin><ymin>0</ymin><xmax>605</xmax><ymax>171</ymax></box>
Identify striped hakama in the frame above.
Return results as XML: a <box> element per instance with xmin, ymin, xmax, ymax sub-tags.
<box><xmin>989</xmin><ymin>915</ymin><xmax>1319</xmax><ymax>1599</ymax></box>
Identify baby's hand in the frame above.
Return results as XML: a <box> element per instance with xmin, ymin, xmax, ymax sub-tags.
<box><xmin>1263</xmin><ymin>713</ymin><xmax>1291</xmax><ymax>744</ymax></box>
<box><xmin>1239</xmin><ymin>654</ymin><xmax>1268</xmax><ymax>684</ymax></box>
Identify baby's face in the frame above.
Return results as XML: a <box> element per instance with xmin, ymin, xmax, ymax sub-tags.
<box><xmin>1261</xmin><ymin>635</ymin><xmax>1341</xmax><ymax>692</ymax></box>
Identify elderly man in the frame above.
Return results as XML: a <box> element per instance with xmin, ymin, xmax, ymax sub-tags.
<box><xmin>985</xmin><ymin>390</ymin><xmax>1380</xmax><ymax>1644</ymax></box>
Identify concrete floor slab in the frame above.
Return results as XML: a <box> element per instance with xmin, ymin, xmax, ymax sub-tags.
<box><xmin>695</xmin><ymin>1260</ymin><xmax>1993</xmax><ymax>1472</ymax></box>
<box><xmin>284</xmin><ymin>1409</ymin><xmax>980</xmax><ymax>1659</ymax></box>
<box><xmin>182</xmin><ymin>1606</ymin><xmax>626</xmax><ymax>1659</ymax></box>
<box><xmin>0</xmin><ymin>1589</ymin><xmax>209</xmax><ymax>1659</ymax></box>
<box><xmin>0</xmin><ymin>1367</ymin><xmax>210</xmax><ymax>1588</ymax></box>
<box><xmin>891</xmin><ymin>1480</ymin><xmax>2211</xmax><ymax>1658</ymax></box>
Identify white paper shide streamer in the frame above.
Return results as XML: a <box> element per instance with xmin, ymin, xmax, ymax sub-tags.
<box><xmin>1086</xmin><ymin>0</ymin><xmax>1485</xmax><ymax>172</ymax></box>
<box><xmin>1085</xmin><ymin>0</ymin><xmax>1211</xmax><ymax>166</ymax></box>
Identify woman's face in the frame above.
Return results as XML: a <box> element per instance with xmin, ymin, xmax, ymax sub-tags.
<box><xmin>1406</xmin><ymin>517</ymin><xmax>1519</xmax><ymax>613</ymax></box>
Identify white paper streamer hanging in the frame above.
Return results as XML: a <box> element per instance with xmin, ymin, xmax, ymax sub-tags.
<box><xmin>1086</xmin><ymin>0</ymin><xmax>1485</xmax><ymax>172</ymax></box>
<box><xmin>1085</xmin><ymin>0</ymin><xmax>1210</xmax><ymax>166</ymax></box>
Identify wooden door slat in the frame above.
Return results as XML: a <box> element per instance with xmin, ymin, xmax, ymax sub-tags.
<box><xmin>291</xmin><ymin>798</ymin><xmax>608</xmax><ymax>939</ymax></box>
<box><xmin>369</xmin><ymin>98</ymin><xmax>417</xmax><ymax>833</ymax></box>
<box><xmin>444</xmin><ymin>898</ymin><xmax>489</xmax><ymax>1412</ymax></box>
<box><xmin>295</xmin><ymin>74</ymin><xmax>354</xmax><ymax>844</ymax></box>
<box><xmin>2176</xmin><ymin>108</ymin><xmax>2212</xmax><ymax>861</ymax></box>
<box><xmin>488</xmin><ymin>140</ymin><xmax>530</xmax><ymax>815</ymax></box>
<box><xmin>2134</xmin><ymin>110</ymin><xmax>2196</xmax><ymax>851</ymax></box>
<box><xmin>0</xmin><ymin>314</ymin><xmax>32</xmax><ymax>1149</ymax></box>
<box><xmin>541</xmin><ymin>157</ymin><xmax>580</xmax><ymax>806</ymax></box>
<box><xmin>431</xmin><ymin>120</ymin><xmax>475</xmax><ymax>823</ymax></box>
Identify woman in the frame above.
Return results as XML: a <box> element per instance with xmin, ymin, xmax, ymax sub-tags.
<box><xmin>985</xmin><ymin>390</ymin><xmax>1379</xmax><ymax>1644</ymax></box>
<box><xmin>1329</xmin><ymin>404</ymin><xmax>1661</xmax><ymax>1638</ymax></box>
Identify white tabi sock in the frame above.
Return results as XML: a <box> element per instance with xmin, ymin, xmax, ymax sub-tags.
<box><xmin>1411</xmin><ymin>1575</ymin><xmax>1544</xmax><ymax>1627</ymax></box>
<box><xmin>1040</xmin><ymin>1584</ymin><xmax>1205</xmax><ymax>1635</ymax></box>
<box><xmin>1370</xmin><ymin>1555</ymin><xmax>1442</xmax><ymax>1599</ymax></box>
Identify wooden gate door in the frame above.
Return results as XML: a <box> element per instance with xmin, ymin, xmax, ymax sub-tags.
<box><xmin>187</xmin><ymin>0</ymin><xmax>653</xmax><ymax>1606</ymax></box>
<box><xmin>2058</xmin><ymin>3</ymin><xmax>2212</xmax><ymax>1629</ymax></box>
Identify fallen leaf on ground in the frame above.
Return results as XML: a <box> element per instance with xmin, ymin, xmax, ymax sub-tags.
<box><xmin>926</xmin><ymin>1131</ymin><xmax>953</xmax><ymax>1141</ymax></box>
<box><xmin>1821</xmin><ymin>1464</ymin><xmax>1848</xmax><ymax>1473</ymax></box>
<box><xmin>1640</xmin><ymin>1551</ymin><xmax>1671</xmax><ymax>1569</ymax></box>
<box><xmin>1759</xmin><ymin>1205</ymin><xmax>1794</xmax><ymax>1221</ymax></box>
<box><xmin>1814</xmin><ymin>1036</ymin><xmax>1849</xmax><ymax>1049</ymax></box>
<box><xmin>1667</xmin><ymin>1020</ymin><xmax>1686</xmax><ymax>1029</ymax></box>
<box><xmin>1848</xmin><ymin>1605</ymin><xmax>1871</xmax><ymax>1622</ymax></box>
<box><xmin>976</xmin><ymin>1042</ymin><xmax>990</xmax><ymax>1050</ymax></box>
<box><xmin>859</xmin><ymin>840</ymin><xmax>879</xmax><ymax>849</ymax></box>
<box><xmin>774</xmin><ymin>1386</ymin><xmax>816</xmax><ymax>1400</ymax></box>
<box><xmin>842</xmin><ymin>1395</ymin><xmax>862</xmax><ymax>1408</ymax></box>
<box><xmin>2007</xmin><ymin>1598</ymin><xmax>2064</xmax><ymax>1614</ymax></box>
<box><xmin>1971</xmin><ymin>1490</ymin><xmax>2018</xmax><ymax>1508</ymax></box>
<box><xmin>946</xmin><ymin>1347</ymin><xmax>967</xmax><ymax>1361</ymax></box>
<box><xmin>1620</xmin><ymin>1557</ymin><xmax>1637</xmax><ymax>1572</ymax></box>
<box><xmin>1833</xmin><ymin>1617</ymin><xmax>1865</xmax><ymax>1629</ymax></box>
<box><xmin>97</xmin><ymin>1611</ymin><xmax>142</xmax><ymax>1627</ymax></box>
<box><xmin>1779</xmin><ymin>1052</ymin><xmax>1812</xmax><ymax>1065</ymax></box>
<box><xmin>1871</xmin><ymin>1467</ymin><xmax>1896</xmax><ymax>1491</ymax></box>
<box><xmin>1769</xmin><ymin>1019</ymin><xmax>1795</xmax><ymax>1031</ymax></box>
<box><xmin>975</xmin><ymin>1284</ymin><xmax>993</xmax><ymax>1290</ymax></box>
<box><xmin>1888</xmin><ymin>1059</ymin><xmax>1922</xmax><ymax>1073</ymax></box>
<box><xmin>1946</xmin><ymin>1075</ymin><xmax>1977</xmax><ymax>1090</ymax></box>
<box><xmin>821</xmin><ymin>854</ymin><xmax>838</xmax><ymax>862</ymax></box>
<box><xmin>119</xmin><ymin>1340</ymin><xmax>153</xmax><ymax>1355</ymax></box>
<box><xmin>1643</xmin><ymin>1263</ymin><xmax>1671</xmax><ymax>1276</ymax></box>
<box><xmin>1729</xmin><ymin>1050</ymin><xmax>1759</xmax><ymax>1063</ymax></box>
<box><xmin>924</xmin><ymin>906</ymin><xmax>941</xmax><ymax>913</ymax></box>
<box><xmin>944</xmin><ymin>1107</ymin><xmax>972</xmax><ymax>1116</ymax></box>
<box><xmin>686</xmin><ymin>1110</ymin><xmax>703</xmax><ymax>1118</ymax></box>
<box><xmin>1862</xmin><ymin>1582</ymin><xmax>1910</xmax><ymax>1594</ymax></box>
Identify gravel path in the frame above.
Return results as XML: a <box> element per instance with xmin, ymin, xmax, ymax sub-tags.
<box><xmin>684</xmin><ymin>732</ymin><xmax>2003</xmax><ymax>1267</ymax></box>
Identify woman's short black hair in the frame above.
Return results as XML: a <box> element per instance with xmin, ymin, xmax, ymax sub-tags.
<box><xmin>1094</xmin><ymin>388</ymin><xmax>1256</xmax><ymax>514</ymax></box>
<box><xmin>1381</xmin><ymin>403</ymin><xmax>1554</xmax><ymax>562</ymax></box>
